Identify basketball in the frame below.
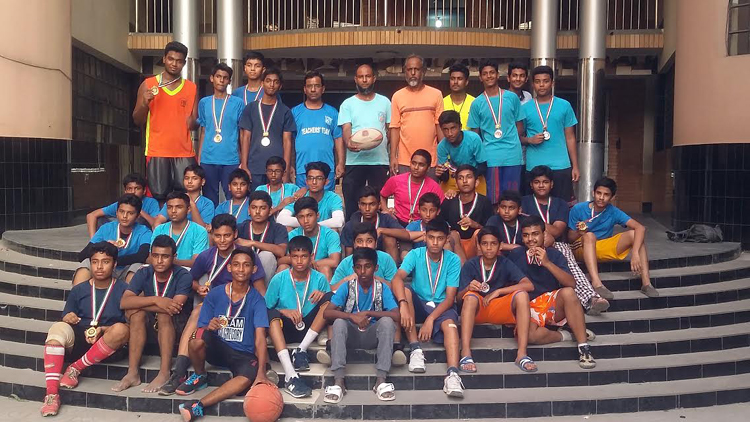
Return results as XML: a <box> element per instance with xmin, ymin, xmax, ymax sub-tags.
<box><xmin>350</xmin><ymin>127</ymin><xmax>384</xmax><ymax>150</ymax></box>
<box><xmin>244</xmin><ymin>383</ymin><xmax>284</xmax><ymax>422</ymax></box>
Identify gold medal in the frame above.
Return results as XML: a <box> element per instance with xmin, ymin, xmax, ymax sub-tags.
<box><xmin>115</xmin><ymin>238</ymin><xmax>126</xmax><ymax>248</ymax></box>
<box><xmin>460</xmin><ymin>224</ymin><xmax>469</xmax><ymax>231</ymax></box>
<box><xmin>218</xmin><ymin>315</ymin><xmax>229</xmax><ymax>328</ymax></box>
<box><xmin>85</xmin><ymin>326</ymin><xmax>98</xmax><ymax>339</ymax></box>
<box><xmin>213</xmin><ymin>133</ymin><xmax>222</xmax><ymax>143</ymax></box>
<box><xmin>150</xmin><ymin>86</ymin><xmax>159</xmax><ymax>96</ymax></box>
<box><xmin>577</xmin><ymin>221</ymin><xmax>588</xmax><ymax>232</ymax></box>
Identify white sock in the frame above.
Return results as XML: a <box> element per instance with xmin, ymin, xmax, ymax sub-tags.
<box><xmin>278</xmin><ymin>349</ymin><xmax>297</xmax><ymax>382</ymax></box>
<box><xmin>298</xmin><ymin>329</ymin><xmax>319</xmax><ymax>352</ymax></box>
<box><xmin>559</xmin><ymin>330</ymin><xmax>572</xmax><ymax>342</ymax></box>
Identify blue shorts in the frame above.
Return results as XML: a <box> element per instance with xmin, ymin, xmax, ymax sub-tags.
<box><xmin>407</xmin><ymin>286</ymin><xmax>459</xmax><ymax>344</ymax></box>
<box><xmin>486</xmin><ymin>165</ymin><xmax>523</xmax><ymax>204</ymax></box>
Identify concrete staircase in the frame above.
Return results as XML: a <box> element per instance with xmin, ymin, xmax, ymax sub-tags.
<box><xmin>0</xmin><ymin>229</ymin><xmax>749</xmax><ymax>419</ymax></box>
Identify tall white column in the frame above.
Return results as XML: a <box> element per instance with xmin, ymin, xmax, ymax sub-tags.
<box><xmin>217</xmin><ymin>0</ymin><xmax>244</xmax><ymax>92</ymax></box>
<box><xmin>530</xmin><ymin>0</ymin><xmax>558</xmax><ymax>71</ymax></box>
<box><xmin>173</xmin><ymin>0</ymin><xmax>200</xmax><ymax>82</ymax></box>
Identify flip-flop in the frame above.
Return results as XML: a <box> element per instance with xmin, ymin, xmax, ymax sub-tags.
<box><xmin>459</xmin><ymin>356</ymin><xmax>477</xmax><ymax>373</ymax></box>
<box><xmin>515</xmin><ymin>356</ymin><xmax>538</xmax><ymax>373</ymax></box>
<box><xmin>323</xmin><ymin>385</ymin><xmax>345</xmax><ymax>404</ymax></box>
<box><xmin>373</xmin><ymin>382</ymin><xmax>396</xmax><ymax>401</ymax></box>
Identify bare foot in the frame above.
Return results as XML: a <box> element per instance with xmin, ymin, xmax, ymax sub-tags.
<box><xmin>111</xmin><ymin>373</ymin><xmax>141</xmax><ymax>392</ymax></box>
<box><xmin>141</xmin><ymin>372</ymin><xmax>170</xmax><ymax>393</ymax></box>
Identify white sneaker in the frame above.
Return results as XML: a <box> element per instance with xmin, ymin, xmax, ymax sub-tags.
<box><xmin>317</xmin><ymin>331</ymin><xmax>329</xmax><ymax>346</ymax></box>
<box><xmin>443</xmin><ymin>371</ymin><xmax>465</xmax><ymax>398</ymax></box>
<box><xmin>408</xmin><ymin>348</ymin><xmax>426</xmax><ymax>373</ymax></box>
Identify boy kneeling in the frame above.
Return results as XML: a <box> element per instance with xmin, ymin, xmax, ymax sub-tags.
<box><xmin>323</xmin><ymin>248</ymin><xmax>401</xmax><ymax>403</ymax></box>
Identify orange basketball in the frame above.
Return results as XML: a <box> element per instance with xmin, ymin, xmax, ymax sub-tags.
<box><xmin>244</xmin><ymin>383</ymin><xmax>284</xmax><ymax>422</ymax></box>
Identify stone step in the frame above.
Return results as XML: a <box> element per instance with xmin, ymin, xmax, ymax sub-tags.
<box><xmin>0</xmin><ymin>244</ymin><xmax>78</xmax><ymax>280</ymax></box>
<box><xmin>0</xmin><ymin>365</ymin><xmax>748</xmax><ymax>418</ymax></box>
<box><xmin>605</xmin><ymin>277</ymin><xmax>750</xmax><ymax>312</ymax></box>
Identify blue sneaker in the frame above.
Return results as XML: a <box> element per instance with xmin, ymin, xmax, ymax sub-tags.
<box><xmin>284</xmin><ymin>376</ymin><xmax>312</xmax><ymax>398</ymax></box>
<box><xmin>178</xmin><ymin>401</ymin><xmax>204</xmax><ymax>421</ymax></box>
<box><xmin>292</xmin><ymin>348</ymin><xmax>310</xmax><ymax>372</ymax></box>
<box><xmin>175</xmin><ymin>373</ymin><xmax>208</xmax><ymax>396</ymax></box>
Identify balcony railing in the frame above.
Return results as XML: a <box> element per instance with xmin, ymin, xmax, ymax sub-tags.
<box><xmin>130</xmin><ymin>0</ymin><xmax>662</xmax><ymax>35</ymax></box>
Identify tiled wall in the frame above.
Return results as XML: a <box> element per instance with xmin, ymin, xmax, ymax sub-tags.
<box><xmin>672</xmin><ymin>143</ymin><xmax>750</xmax><ymax>246</ymax></box>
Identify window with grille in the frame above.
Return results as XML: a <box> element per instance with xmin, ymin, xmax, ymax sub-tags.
<box><xmin>728</xmin><ymin>0</ymin><xmax>750</xmax><ymax>55</ymax></box>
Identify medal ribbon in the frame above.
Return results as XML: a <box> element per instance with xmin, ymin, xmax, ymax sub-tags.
<box><xmin>533</xmin><ymin>196</ymin><xmax>551</xmax><ymax>224</ymax></box>
<box><xmin>258</xmin><ymin>100</ymin><xmax>278</xmax><ymax>136</ymax></box>
<box><xmin>533</xmin><ymin>97</ymin><xmax>554</xmax><ymax>131</ymax></box>
<box><xmin>243</xmin><ymin>86</ymin><xmax>263</xmax><ymax>106</ymax></box>
<box><xmin>502</xmin><ymin>222</ymin><xmax>517</xmax><ymax>245</ymax></box>
<box><xmin>231</xmin><ymin>197</ymin><xmax>249</xmax><ymax>219</ymax></box>
<box><xmin>153</xmin><ymin>271</ymin><xmax>174</xmax><ymax>298</ymax></box>
<box><xmin>407</xmin><ymin>175</ymin><xmax>426</xmax><ymax>220</ymax></box>
<box><xmin>460</xmin><ymin>193</ymin><xmax>479</xmax><ymax>219</ymax></box>
<box><xmin>425</xmin><ymin>251</ymin><xmax>444</xmax><ymax>301</ymax></box>
<box><xmin>361</xmin><ymin>214</ymin><xmax>380</xmax><ymax>230</ymax></box>
<box><xmin>266</xmin><ymin>184</ymin><xmax>285</xmax><ymax>206</ymax></box>
<box><xmin>225</xmin><ymin>283</ymin><xmax>249</xmax><ymax>320</ymax></box>
<box><xmin>355</xmin><ymin>280</ymin><xmax>377</xmax><ymax>313</ymax></box>
<box><xmin>587</xmin><ymin>203</ymin><xmax>604</xmax><ymax>223</ymax></box>
<box><xmin>116</xmin><ymin>224</ymin><xmax>132</xmax><ymax>249</ymax></box>
<box><xmin>482</xmin><ymin>259</ymin><xmax>498</xmax><ymax>285</ymax></box>
<box><xmin>483</xmin><ymin>90</ymin><xmax>504</xmax><ymax>130</ymax></box>
<box><xmin>311</xmin><ymin>226</ymin><xmax>322</xmax><ymax>259</ymax></box>
<box><xmin>170</xmin><ymin>221</ymin><xmax>191</xmax><ymax>248</ymax></box>
<box><xmin>156</xmin><ymin>72</ymin><xmax>181</xmax><ymax>89</ymax></box>
<box><xmin>207</xmin><ymin>248</ymin><xmax>233</xmax><ymax>285</ymax></box>
<box><xmin>212</xmin><ymin>95</ymin><xmax>229</xmax><ymax>134</ymax></box>
<box><xmin>90</xmin><ymin>278</ymin><xmax>116</xmax><ymax>327</ymax></box>
<box><xmin>289</xmin><ymin>269</ymin><xmax>312</xmax><ymax>315</ymax></box>
<box><xmin>251</xmin><ymin>222</ymin><xmax>270</xmax><ymax>254</ymax></box>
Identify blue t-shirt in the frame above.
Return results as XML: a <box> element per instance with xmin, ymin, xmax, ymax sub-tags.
<box><xmin>508</xmin><ymin>247</ymin><xmax>571</xmax><ymax>300</ymax></box>
<box><xmin>331</xmin><ymin>281</ymin><xmax>398</xmax><ymax>324</ymax></box>
<box><xmin>265</xmin><ymin>269</ymin><xmax>331</xmax><ymax>316</ymax></box>
<box><xmin>215</xmin><ymin>197</ymin><xmax>250</xmax><ymax>224</ymax></box>
<box><xmin>197</xmin><ymin>95</ymin><xmax>244</xmax><ymax>165</ymax></box>
<box><xmin>292</xmin><ymin>103</ymin><xmax>342</xmax><ymax>190</ymax></box>
<box><xmin>330</xmin><ymin>250</ymin><xmax>398</xmax><ymax>289</ymax></box>
<box><xmin>568</xmin><ymin>202</ymin><xmax>631</xmax><ymax>240</ymax></box>
<box><xmin>288</xmin><ymin>225</ymin><xmax>341</xmax><ymax>261</ymax></box>
<box><xmin>521</xmin><ymin>195</ymin><xmax>570</xmax><ymax>241</ymax></box>
<box><xmin>91</xmin><ymin>222</ymin><xmax>152</xmax><ymax>268</ymax></box>
<box><xmin>436</xmin><ymin>130</ymin><xmax>487</xmax><ymax>168</ymax></box>
<box><xmin>337</xmin><ymin>94</ymin><xmax>392</xmax><ymax>166</ymax></box>
<box><xmin>197</xmin><ymin>285</ymin><xmax>269</xmax><ymax>354</ymax></box>
<box><xmin>399</xmin><ymin>248</ymin><xmax>460</xmax><ymax>304</ymax></box>
<box><xmin>102</xmin><ymin>197</ymin><xmax>160</xmax><ymax>218</ymax></box>
<box><xmin>63</xmin><ymin>279</ymin><xmax>128</xmax><ymax>327</ymax></box>
<box><xmin>459</xmin><ymin>256</ymin><xmax>526</xmax><ymax>293</ymax></box>
<box><xmin>255</xmin><ymin>183</ymin><xmax>300</xmax><ymax>209</ymax></box>
<box><xmin>285</xmin><ymin>190</ymin><xmax>343</xmax><ymax>222</ymax></box>
<box><xmin>127</xmin><ymin>265</ymin><xmax>193</xmax><ymax>298</ymax></box>
<box><xmin>485</xmin><ymin>216</ymin><xmax>524</xmax><ymax>246</ymax></box>
<box><xmin>158</xmin><ymin>196</ymin><xmax>215</xmax><ymax>224</ymax></box>
<box><xmin>405</xmin><ymin>219</ymin><xmax>426</xmax><ymax>248</ymax></box>
<box><xmin>151</xmin><ymin>221</ymin><xmax>209</xmax><ymax>261</ymax></box>
<box><xmin>521</xmin><ymin>97</ymin><xmax>578</xmax><ymax>171</ymax></box>
<box><xmin>190</xmin><ymin>246</ymin><xmax>266</xmax><ymax>289</ymax></box>
<box><xmin>232</xmin><ymin>85</ymin><xmax>268</xmax><ymax>106</ymax></box>
<box><xmin>467</xmin><ymin>90</ymin><xmax>525</xmax><ymax>167</ymax></box>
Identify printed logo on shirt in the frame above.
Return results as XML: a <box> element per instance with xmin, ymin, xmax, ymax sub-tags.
<box><xmin>300</xmin><ymin>127</ymin><xmax>331</xmax><ymax>136</ymax></box>
<box><xmin>325</xmin><ymin>116</ymin><xmax>333</xmax><ymax>125</ymax></box>
<box><xmin>219</xmin><ymin>317</ymin><xmax>245</xmax><ymax>342</ymax></box>
<box><xmin>378</xmin><ymin>112</ymin><xmax>386</xmax><ymax>123</ymax></box>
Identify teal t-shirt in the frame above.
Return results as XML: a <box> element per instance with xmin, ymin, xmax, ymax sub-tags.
<box><xmin>399</xmin><ymin>247</ymin><xmax>460</xmax><ymax>304</ymax></box>
<box><xmin>285</xmin><ymin>190</ymin><xmax>343</xmax><ymax>222</ymax></box>
<box><xmin>159</xmin><ymin>196</ymin><xmax>215</xmax><ymax>224</ymax></box>
<box><xmin>467</xmin><ymin>90</ymin><xmax>525</xmax><ymax>167</ymax></box>
<box><xmin>521</xmin><ymin>96</ymin><xmax>578</xmax><ymax>171</ymax></box>
<box><xmin>215</xmin><ymin>197</ymin><xmax>250</xmax><ymax>224</ymax></box>
<box><xmin>255</xmin><ymin>183</ymin><xmax>299</xmax><ymax>209</ymax></box>
<box><xmin>330</xmin><ymin>250</ymin><xmax>398</xmax><ymax>290</ymax></box>
<box><xmin>337</xmin><ymin>94</ymin><xmax>392</xmax><ymax>166</ymax></box>
<box><xmin>288</xmin><ymin>225</ymin><xmax>342</xmax><ymax>261</ymax></box>
<box><xmin>265</xmin><ymin>269</ymin><xmax>331</xmax><ymax>316</ymax></box>
<box><xmin>436</xmin><ymin>130</ymin><xmax>487</xmax><ymax>168</ymax></box>
<box><xmin>151</xmin><ymin>221</ymin><xmax>209</xmax><ymax>261</ymax></box>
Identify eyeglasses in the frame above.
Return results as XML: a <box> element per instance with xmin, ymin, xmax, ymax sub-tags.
<box><xmin>306</xmin><ymin>176</ymin><xmax>326</xmax><ymax>182</ymax></box>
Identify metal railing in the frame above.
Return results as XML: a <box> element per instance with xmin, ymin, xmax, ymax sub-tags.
<box><xmin>130</xmin><ymin>0</ymin><xmax>662</xmax><ymax>34</ymax></box>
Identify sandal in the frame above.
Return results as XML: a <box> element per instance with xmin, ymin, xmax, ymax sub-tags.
<box><xmin>459</xmin><ymin>356</ymin><xmax>477</xmax><ymax>373</ymax></box>
<box><xmin>373</xmin><ymin>382</ymin><xmax>395</xmax><ymax>401</ymax></box>
<box><xmin>515</xmin><ymin>356</ymin><xmax>538</xmax><ymax>373</ymax></box>
<box><xmin>323</xmin><ymin>385</ymin><xmax>345</xmax><ymax>404</ymax></box>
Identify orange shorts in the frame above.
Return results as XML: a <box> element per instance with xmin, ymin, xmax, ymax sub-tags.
<box><xmin>529</xmin><ymin>289</ymin><xmax>567</xmax><ymax>327</ymax></box>
<box><xmin>459</xmin><ymin>235</ymin><xmax>478</xmax><ymax>258</ymax></box>
<box><xmin>463</xmin><ymin>291</ymin><xmax>520</xmax><ymax>325</ymax></box>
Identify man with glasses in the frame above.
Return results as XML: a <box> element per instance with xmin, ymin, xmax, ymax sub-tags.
<box><xmin>276</xmin><ymin>161</ymin><xmax>345</xmax><ymax>230</ymax></box>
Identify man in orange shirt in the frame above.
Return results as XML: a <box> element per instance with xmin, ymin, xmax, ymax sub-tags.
<box><xmin>132</xmin><ymin>42</ymin><xmax>199</xmax><ymax>202</ymax></box>
<box><xmin>390</xmin><ymin>55</ymin><xmax>444</xmax><ymax>180</ymax></box>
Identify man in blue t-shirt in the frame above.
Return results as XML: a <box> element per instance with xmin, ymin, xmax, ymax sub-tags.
<box><xmin>522</xmin><ymin>165</ymin><xmax>609</xmax><ymax>315</ymax></box>
<box><xmin>40</xmin><ymin>242</ymin><xmax>130</xmax><ymax>417</ymax></box>
<box><xmin>519</xmin><ymin>66</ymin><xmax>580</xmax><ymax>202</ymax></box>
<box><xmin>391</xmin><ymin>219</ymin><xmax>465</xmax><ymax>398</ymax></box>
<box><xmin>339</xmin><ymin>63</ymin><xmax>392</xmax><ymax>221</ymax></box>
<box><xmin>292</xmin><ymin>71</ymin><xmax>344</xmax><ymax>191</ymax></box>
<box><xmin>435</xmin><ymin>110</ymin><xmax>488</xmax><ymax>195</ymax></box>
<box><xmin>232</xmin><ymin>51</ymin><xmax>267</xmax><ymax>106</ymax></box>
<box><xmin>115</xmin><ymin>235</ymin><xmax>192</xmax><ymax>393</ymax></box>
<box><xmin>214</xmin><ymin>169</ymin><xmax>251</xmax><ymax>224</ymax></box>
<box><xmin>75</xmin><ymin>194</ymin><xmax>152</xmax><ymax>286</ymax></box>
<box><xmin>332</xmin><ymin>222</ymin><xmax>399</xmax><ymax>292</ymax></box>
<box><xmin>254</xmin><ymin>156</ymin><xmax>304</xmax><ymax>215</ymax></box>
<box><xmin>197</xmin><ymin>63</ymin><xmax>245</xmax><ymax>206</ymax></box>
<box><xmin>568</xmin><ymin>177</ymin><xmax>658</xmax><ymax>298</ymax></box>
<box><xmin>177</xmin><ymin>247</ymin><xmax>273</xmax><ymax>421</ymax></box>
<box><xmin>151</xmin><ymin>192</ymin><xmax>209</xmax><ymax>268</ymax></box>
<box><xmin>265</xmin><ymin>236</ymin><xmax>332</xmax><ymax>399</ymax></box>
<box><xmin>153</xmin><ymin>165</ymin><xmax>215</xmax><ymax>228</ymax></box>
<box><xmin>85</xmin><ymin>173</ymin><xmax>159</xmax><ymax>237</ymax></box>
<box><xmin>507</xmin><ymin>216</ymin><xmax>596</xmax><ymax>370</ymax></box>
<box><xmin>322</xmin><ymin>248</ymin><xmax>401</xmax><ymax>403</ymax></box>
<box><xmin>276</xmin><ymin>161</ymin><xmax>345</xmax><ymax>229</ymax></box>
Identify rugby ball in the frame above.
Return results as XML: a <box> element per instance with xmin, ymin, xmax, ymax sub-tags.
<box><xmin>350</xmin><ymin>128</ymin><xmax>384</xmax><ymax>150</ymax></box>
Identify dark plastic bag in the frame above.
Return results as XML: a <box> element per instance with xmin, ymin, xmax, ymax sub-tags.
<box><xmin>666</xmin><ymin>224</ymin><xmax>723</xmax><ymax>243</ymax></box>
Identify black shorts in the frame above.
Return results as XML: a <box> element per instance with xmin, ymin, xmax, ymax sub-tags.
<box><xmin>201</xmin><ymin>329</ymin><xmax>260</xmax><ymax>380</ymax></box>
<box><xmin>267</xmin><ymin>292</ymin><xmax>332</xmax><ymax>343</ymax></box>
<box><xmin>68</xmin><ymin>325</ymin><xmax>127</xmax><ymax>363</ymax></box>
<box><xmin>146</xmin><ymin>156</ymin><xmax>197</xmax><ymax>200</ymax></box>
<box><xmin>407</xmin><ymin>286</ymin><xmax>459</xmax><ymax>344</ymax></box>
